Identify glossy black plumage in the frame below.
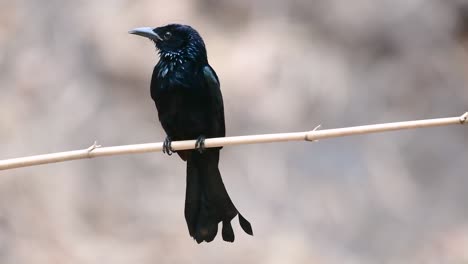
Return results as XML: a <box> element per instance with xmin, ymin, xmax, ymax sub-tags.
<box><xmin>129</xmin><ymin>24</ymin><xmax>252</xmax><ymax>243</ymax></box>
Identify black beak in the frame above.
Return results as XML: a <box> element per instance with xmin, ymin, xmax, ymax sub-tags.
<box><xmin>128</xmin><ymin>27</ymin><xmax>163</xmax><ymax>41</ymax></box>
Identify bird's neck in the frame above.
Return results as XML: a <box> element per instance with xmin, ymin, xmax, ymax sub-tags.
<box><xmin>157</xmin><ymin>50</ymin><xmax>192</xmax><ymax>68</ymax></box>
<box><xmin>156</xmin><ymin>48</ymin><xmax>207</xmax><ymax>79</ymax></box>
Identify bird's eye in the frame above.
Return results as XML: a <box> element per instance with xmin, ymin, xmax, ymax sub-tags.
<box><xmin>164</xmin><ymin>31</ymin><xmax>172</xmax><ymax>40</ymax></box>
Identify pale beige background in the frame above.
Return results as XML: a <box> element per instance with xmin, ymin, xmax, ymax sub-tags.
<box><xmin>1</xmin><ymin>0</ymin><xmax>468</xmax><ymax>263</ymax></box>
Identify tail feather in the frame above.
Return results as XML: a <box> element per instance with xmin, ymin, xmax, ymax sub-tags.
<box><xmin>195</xmin><ymin>210</ymin><xmax>218</xmax><ymax>243</ymax></box>
<box><xmin>184</xmin><ymin>149</ymin><xmax>253</xmax><ymax>243</ymax></box>
<box><xmin>238</xmin><ymin>213</ymin><xmax>253</xmax><ymax>236</ymax></box>
<box><xmin>222</xmin><ymin>220</ymin><xmax>234</xmax><ymax>242</ymax></box>
<box><xmin>185</xmin><ymin>155</ymin><xmax>200</xmax><ymax>237</ymax></box>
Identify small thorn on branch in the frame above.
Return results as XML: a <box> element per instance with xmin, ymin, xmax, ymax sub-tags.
<box><xmin>86</xmin><ymin>141</ymin><xmax>101</xmax><ymax>157</ymax></box>
<box><xmin>305</xmin><ymin>124</ymin><xmax>322</xmax><ymax>142</ymax></box>
<box><xmin>460</xmin><ymin>112</ymin><xmax>468</xmax><ymax>124</ymax></box>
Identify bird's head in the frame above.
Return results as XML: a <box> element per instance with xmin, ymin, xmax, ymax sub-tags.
<box><xmin>129</xmin><ymin>24</ymin><xmax>206</xmax><ymax>61</ymax></box>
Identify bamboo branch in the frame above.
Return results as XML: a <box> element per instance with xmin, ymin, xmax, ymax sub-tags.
<box><xmin>0</xmin><ymin>112</ymin><xmax>466</xmax><ymax>171</ymax></box>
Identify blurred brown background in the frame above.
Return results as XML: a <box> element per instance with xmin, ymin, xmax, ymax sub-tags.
<box><xmin>1</xmin><ymin>0</ymin><xmax>468</xmax><ymax>263</ymax></box>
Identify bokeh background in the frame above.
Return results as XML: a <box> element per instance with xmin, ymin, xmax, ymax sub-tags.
<box><xmin>1</xmin><ymin>0</ymin><xmax>468</xmax><ymax>263</ymax></box>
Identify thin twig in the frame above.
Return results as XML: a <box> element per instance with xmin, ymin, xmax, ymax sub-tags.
<box><xmin>0</xmin><ymin>112</ymin><xmax>466</xmax><ymax>171</ymax></box>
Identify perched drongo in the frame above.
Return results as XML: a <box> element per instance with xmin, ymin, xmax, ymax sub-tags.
<box><xmin>129</xmin><ymin>24</ymin><xmax>253</xmax><ymax>243</ymax></box>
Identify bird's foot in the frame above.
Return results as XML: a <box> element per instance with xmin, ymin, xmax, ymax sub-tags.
<box><xmin>163</xmin><ymin>136</ymin><xmax>174</xmax><ymax>155</ymax></box>
<box><xmin>195</xmin><ymin>135</ymin><xmax>206</xmax><ymax>153</ymax></box>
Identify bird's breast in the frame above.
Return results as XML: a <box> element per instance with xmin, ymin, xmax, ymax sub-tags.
<box><xmin>155</xmin><ymin>62</ymin><xmax>195</xmax><ymax>90</ymax></box>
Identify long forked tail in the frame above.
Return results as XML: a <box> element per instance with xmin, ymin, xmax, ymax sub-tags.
<box><xmin>184</xmin><ymin>149</ymin><xmax>253</xmax><ymax>243</ymax></box>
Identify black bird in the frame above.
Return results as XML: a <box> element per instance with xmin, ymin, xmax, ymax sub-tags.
<box><xmin>129</xmin><ymin>24</ymin><xmax>253</xmax><ymax>243</ymax></box>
